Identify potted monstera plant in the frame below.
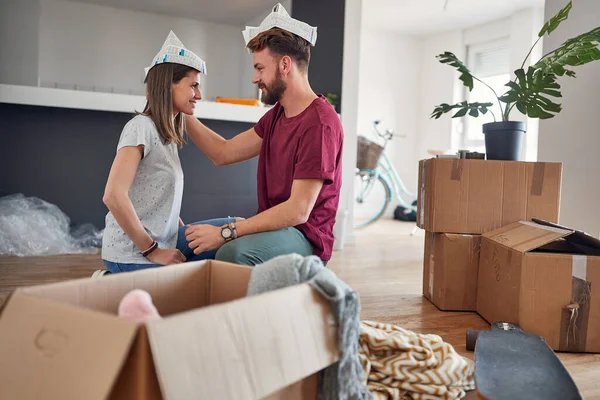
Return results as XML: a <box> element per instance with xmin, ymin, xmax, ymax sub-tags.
<box><xmin>431</xmin><ymin>1</ymin><xmax>600</xmax><ymax>160</ymax></box>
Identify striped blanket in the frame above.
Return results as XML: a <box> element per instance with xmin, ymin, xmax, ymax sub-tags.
<box><xmin>359</xmin><ymin>321</ymin><xmax>476</xmax><ymax>400</ymax></box>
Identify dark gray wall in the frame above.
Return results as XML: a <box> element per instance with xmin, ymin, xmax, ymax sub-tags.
<box><xmin>0</xmin><ymin>103</ymin><xmax>258</xmax><ymax>229</ymax></box>
<box><xmin>292</xmin><ymin>0</ymin><xmax>345</xmax><ymax>110</ymax></box>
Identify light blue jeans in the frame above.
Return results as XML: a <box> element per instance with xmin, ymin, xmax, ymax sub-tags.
<box><xmin>103</xmin><ymin>217</ymin><xmax>318</xmax><ymax>273</ymax></box>
<box><xmin>103</xmin><ymin>217</ymin><xmax>233</xmax><ymax>273</ymax></box>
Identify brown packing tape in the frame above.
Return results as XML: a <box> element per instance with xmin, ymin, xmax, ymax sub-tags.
<box><xmin>559</xmin><ymin>256</ymin><xmax>591</xmax><ymax>352</ymax></box>
<box><xmin>451</xmin><ymin>159</ymin><xmax>463</xmax><ymax>181</ymax></box>
<box><xmin>418</xmin><ymin>161</ymin><xmax>427</xmax><ymax>226</ymax></box>
<box><xmin>428</xmin><ymin>233</ymin><xmax>435</xmax><ymax>300</ymax></box>
<box><xmin>530</xmin><ymin>162</ymin><xmax>546</xmax><ymax>196</ymax></box>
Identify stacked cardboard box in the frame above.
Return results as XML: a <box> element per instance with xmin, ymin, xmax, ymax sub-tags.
<box><xmin>417</xmin><ymin>158</ymin><xmax>563</xmax><ymax>312</ymax></box>
<box><xmin>422</xmin><ymin>232</ymin><xmax>480</xmax><ymax>310</ymax></box>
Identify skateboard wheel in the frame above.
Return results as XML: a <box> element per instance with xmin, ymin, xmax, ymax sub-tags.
<box><xmin>466</xmin><ymin>329</ymin><xmax>480</xmax><ymax>351</ymax></box>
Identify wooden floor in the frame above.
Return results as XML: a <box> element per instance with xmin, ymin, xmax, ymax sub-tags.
<box><xmin>1</xmin><ymin>219</ymin><xmax>600</xmax><ymax>398</ymax></box>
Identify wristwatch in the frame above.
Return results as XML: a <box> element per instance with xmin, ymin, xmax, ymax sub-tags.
<box><xmin>220</xmin><ymin>220</ymin><xmax>238</xmax><ymax>242</ymax></box>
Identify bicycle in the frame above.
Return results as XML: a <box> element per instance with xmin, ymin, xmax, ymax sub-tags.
<box><xmin>354</xmin><ymin>120</ymin><xmax>418</xmax><ymax>228</ymax></box>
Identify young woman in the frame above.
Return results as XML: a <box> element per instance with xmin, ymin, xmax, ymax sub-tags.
<box><xmin>100</xmin><ymin>32</ymin><xmax>234</xmax><ymax>274</ymax></box>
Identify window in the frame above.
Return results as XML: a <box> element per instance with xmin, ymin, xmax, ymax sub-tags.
<box><xmin>461</xmin><ymin>39</ymin><xmax>510</xmax><ymax>152</ymax></box>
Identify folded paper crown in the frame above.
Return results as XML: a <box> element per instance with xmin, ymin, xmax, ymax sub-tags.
<box><xmin>144</xmin><ymin>31</ymin><xmax>207</xmax><ymax>80</ymax></box>
<box><xmin>242</xmin><ymin>3</ymin><xmax>317</xmax><ymax>49</ymax></box>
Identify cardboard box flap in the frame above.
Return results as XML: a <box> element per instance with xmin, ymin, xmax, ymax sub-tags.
<box><xmin>483</xmin><ymin>220</ymin><xmax>572</xmax><ymax>253</ymax></box>
<box><xmin>0</xmin><ymin>292</ymin><xmax>138</xmax><ymax>400</ymax></box>
<box><xmin>19</xmin><ymin>261</ymin><xmax>211</xmax><ymax>316</ymax></box>
<box><xmin>532</xmin><ymin>218</ymin><xmax>600</xmax><ymax>254</ymax></box>
<box><xmin>146</xmin><ymin>284</ymin><xmax>339</xmax><ymax>400</ymax></box>
<box><xmin>209</xmin><ymin>261</ymin><xmax>253</xmax><ymax>305</ymax></box>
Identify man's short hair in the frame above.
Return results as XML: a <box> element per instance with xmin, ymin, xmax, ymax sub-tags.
<box><xmin>246</xmin><ymin>28</ymin><xmax>311</xmax><ymax>73</ymax></box>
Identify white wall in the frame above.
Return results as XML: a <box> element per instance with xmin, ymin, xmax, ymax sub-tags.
<box><xmin>37</xmin><ymin>0</ymin><xmax>248</xmax><ymax>100</ymax></box>
<box><xmin>416</xmin><ymin>31</ymin><xmax>464</xmax><ymax>160</ymax></box>
<box><xmin>337</xmin><ymin>0</ymin><xmax>364</xmax><ymax>245</ymax></box>
<box><xmin>356</xmin><ymin>29</ymin><xmax>421</xmax><ymax>215</ymax></box>
<box><xmin>538</xmin><ymin>0</ymin><xmax>600</xmax><ymax>236</ymax></box>
<box><xmin>0</xmin><ymin>0</ymin><xmax>40</xmax><ymax>86</ymax></box>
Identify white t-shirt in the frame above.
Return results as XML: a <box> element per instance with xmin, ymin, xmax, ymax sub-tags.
<box><xmin>102</xmin><ymin>115</ymin><xmax>184</xmax><ymax>264</ymax></box>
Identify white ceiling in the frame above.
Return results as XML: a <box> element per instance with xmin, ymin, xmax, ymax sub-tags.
<box><xmin>63</xmin><ymin>0</ymin><xmax>545</xmax><ymax>35</ymax></box>
<box><xmin>63</xmin><ymin>0</ymin><xmax>281</xmax><ymax>25</ymax></box>
<box><xmin>363</xmin><ymin>0</ymin><xmax>546</xmax><ymax>36</ymax></box>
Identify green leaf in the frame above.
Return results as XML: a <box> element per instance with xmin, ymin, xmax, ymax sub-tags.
<box><xmin>499</xmin><ymin>92</ymin><xmax>520</xmax><ymax>103</ymax></box>
<box><xmin>528</xmin><ymin>103</ymin><xmax>554</xmax><ymax>119</ymax></box>
<box><xmin>551</xmin><ymin>63</ymin><xmax>566</xmax><ymax>76</ymax></box>
<box><xmin>534</xmin><ymin>27</ymin><xmax>600</xmax><ymax>75</ymax></box>
<box><xmin>538</xmin><ymin>1</ymin><xmax>572</xmax><ymax>37</ymax></box>
<box><xmin>436</xmin><ymin>52</ymin><xmax>474</xmax><ymax>91</ymax></box>
<box><xmin>430</xmin><ymin>102</ymin><xmax>493</xmax><ymax>120</ymax></box>
<box><xmin>538</xmin><ymin>88</ymin><xmax>562</xmax><ymax>97</ymax></box>
<box><xmin>453</xmin><ymin>108</ymin><xmax>468</xmax><ymax>118</ymax></box>
<box><xmin>505</xmin><ymin>81</ymin><xmax>521</xmax><ymax>91</ymax></box>
<box><xmin>502</xmin><ymin>66</ymin><xmax>564</xmax><ymax>119</ymax></box>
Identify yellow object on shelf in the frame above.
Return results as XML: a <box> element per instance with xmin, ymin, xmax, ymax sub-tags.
<box><xmin>215</xmin><ymin>97</ymin><xmax>260</xmax><ymax>106</ymax></box>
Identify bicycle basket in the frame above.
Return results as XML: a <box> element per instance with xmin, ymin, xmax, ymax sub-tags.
<box><xmin>356</xmin><ymin>136</ymin><xmax>384</xmax><ymax>170</ymax></box>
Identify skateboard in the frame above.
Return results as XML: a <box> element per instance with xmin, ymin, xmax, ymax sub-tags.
<box><xmin>466</xmin><ymin>322</ymin><xmax>582</xmax><ymax>400</ymax></box>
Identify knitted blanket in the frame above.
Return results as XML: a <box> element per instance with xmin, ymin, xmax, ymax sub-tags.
<box><xmin>359</xmin><ymin>321</ymin><xmax>475</xmax><ymax>400</ymax></box>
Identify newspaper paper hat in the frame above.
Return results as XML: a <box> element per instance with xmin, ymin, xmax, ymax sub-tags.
<box><xmin>144</xmin><ymin>31</ymin><xmax>207</xmax><ymax>80</ymax></box>
<box><xmin>242</xmin><ymin>3</ymin><xmax>317</xmax><ymax>49</ymax></box>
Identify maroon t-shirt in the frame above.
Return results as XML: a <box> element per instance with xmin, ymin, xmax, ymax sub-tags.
<box><xmin>254</xmin><ymin>95</ymin><xmax>344</xmax><ymax>260</ymax></box>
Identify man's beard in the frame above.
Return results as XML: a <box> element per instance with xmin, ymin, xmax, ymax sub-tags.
<box><xmin>259</xmin><ymin>71</ymin><xmax>287</xmax><ymax>105</ymax></box>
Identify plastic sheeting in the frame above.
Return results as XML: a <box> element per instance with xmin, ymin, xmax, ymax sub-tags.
<box><xmin>0</xmin><ymin>193</ymin><xmax>103</xmax><ymax>256</ymax></box>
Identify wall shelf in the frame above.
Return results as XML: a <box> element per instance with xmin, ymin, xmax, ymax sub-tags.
<box><xmin>0</xmin><ymin>84</ymin><xmax>269</xmax><ymax>124</ymax></box>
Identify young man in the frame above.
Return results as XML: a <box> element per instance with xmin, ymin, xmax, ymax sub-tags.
<box><xmin>184</xmin><ymin>26</ymin><xmax>344</xmax><ymax>266</ymax></box>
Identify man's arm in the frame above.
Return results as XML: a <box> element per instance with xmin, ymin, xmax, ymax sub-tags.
<box><xmin>185</xmin><ymin>179</ymin><xmax>323</xmax><ymax>254</ymax></box>
<box><xmin>185</xmin><ymin>114</ymin><xmax>262</xmax><ymax>166</ymax></box>
<box><xmin>236</xmin><ymin>179</ymin><xmax>323</xmax><ymax>236</ymax></box>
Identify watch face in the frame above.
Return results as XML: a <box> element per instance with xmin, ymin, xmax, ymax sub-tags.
<box><xmin>222</xmin><ymin>227</ymin><xmax>232</xmax><ymax>238</ymax></box>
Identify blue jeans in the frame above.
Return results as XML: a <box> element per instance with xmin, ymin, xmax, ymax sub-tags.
<box><xmin>103</xmin><ymin>217</ymin><xmax>233</xmax><ymax>273</ymax></box>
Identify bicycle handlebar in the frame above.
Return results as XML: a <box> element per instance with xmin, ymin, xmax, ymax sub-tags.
<box><xmin>373</xmin><ymin>121</ymin><xmax>404</xmax><ymax>140</ymax></box>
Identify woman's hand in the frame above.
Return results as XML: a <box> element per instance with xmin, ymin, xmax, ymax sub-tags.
<box><xmin>146</xmin><ymin>248</ymin><xmax>186</xmax><ymax>265</ymax></box>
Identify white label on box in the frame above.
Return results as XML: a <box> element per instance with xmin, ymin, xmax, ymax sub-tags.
<box><xmin>572</xmin><ymin>255</ymin><xmax>587</xmax><ymax>281</ymax></box>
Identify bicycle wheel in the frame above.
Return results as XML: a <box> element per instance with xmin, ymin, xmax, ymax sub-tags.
<box><xmin>353</xmin><ymin>170</ymin><xmax>391</xmax><ymax>228</ymax></box>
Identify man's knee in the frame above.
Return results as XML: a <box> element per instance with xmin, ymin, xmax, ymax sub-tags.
<box><xmin>215</xmin><ymin>241</ymin><xmax>255</xmax><ymax>266</ymax></box>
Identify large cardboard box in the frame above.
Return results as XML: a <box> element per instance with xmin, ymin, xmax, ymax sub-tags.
<box><xmin>417</xmin><ymin>158</ymin><xmax>562</xmax><ymax>234</ymax></box>
<box><xmin>423</xmin><ymin>232</ymin><xmax>480</xmax><ymax>311</ymax></box>
<box><xmin>477</xmin><ymin>219</ymin><xmax>600</xmax><ymax>352</ymax></box>
<box><xmin>0</xmin><ymin>260</ymin><xmax>339</xmax><ymax>399</ymax></box>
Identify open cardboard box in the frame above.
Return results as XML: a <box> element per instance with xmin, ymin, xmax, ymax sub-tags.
<box><xmin>477</xmin><ymin>219</ymin><xmax>600</xmax><ymax>352</ymax></box>
<box><xmin>0</xmin><ymin>260</ymin><xmax>339</xmax><ymax>399</ymax></box>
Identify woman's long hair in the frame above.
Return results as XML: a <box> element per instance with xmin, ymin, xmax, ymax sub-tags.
<box><xmin>141</xmin><ymin>63</ymin><xmax>198</xmax><ymax>148</ymax></box>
